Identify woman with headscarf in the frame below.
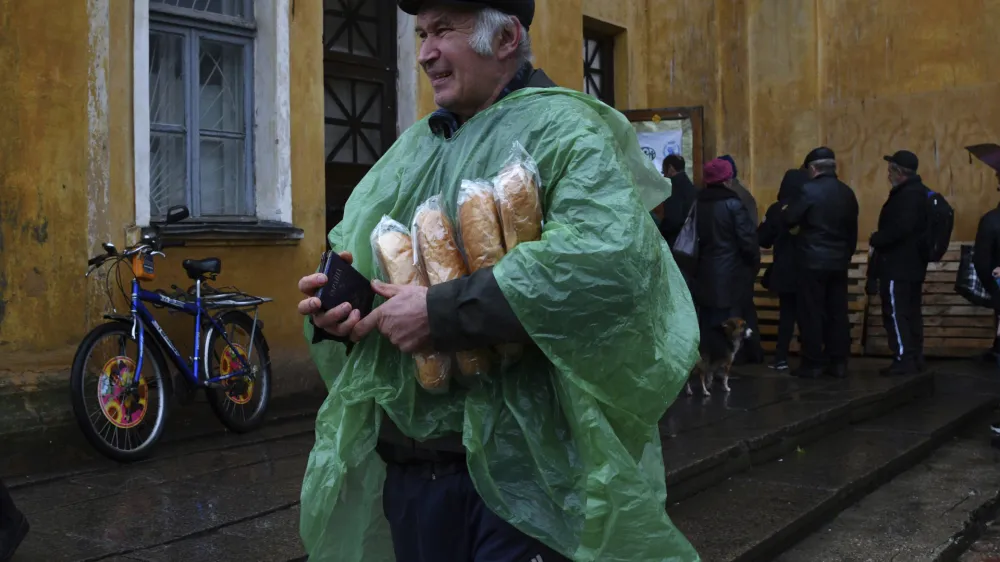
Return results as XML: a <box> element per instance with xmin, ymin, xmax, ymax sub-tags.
<box><xmin>758</xmin><ymin>168</ymin><xmax>810</xmax><ymax>371</ymax></box>
<box><xmin>693</xmin><ymin>158</ymin><xmax>760</xmax><ymax>355</ymax></box>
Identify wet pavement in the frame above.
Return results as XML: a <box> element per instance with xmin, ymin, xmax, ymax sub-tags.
<box><xmin>2</xmin><ymin>358</ymin><xmax>998</xmax><ymax>561</ymax></box>
<box><xmin>3</xmin><ymin>399</ymin><xmax>320</xmax><ymax>562</ymax></box>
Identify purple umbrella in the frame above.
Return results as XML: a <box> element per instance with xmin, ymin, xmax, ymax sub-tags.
<box><xmin>966</xmin><ymin>143</ymin><xmax>1000</xmax><ymax>173</ymax></box>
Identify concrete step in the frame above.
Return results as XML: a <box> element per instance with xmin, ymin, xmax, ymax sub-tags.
<box><xmin>774</xmin><ymin>415</ymin><xmax>1000</xmax><ymax>562</ymax></box>
<box><xmin>667</xmin><ymin>392</ymin><xmax>997</xmax><ymax>562</ymax></box>
<box><xmin>661</xmin><ymin>370</ymin><xmax>934</xmax><ymax>505</ymax></box>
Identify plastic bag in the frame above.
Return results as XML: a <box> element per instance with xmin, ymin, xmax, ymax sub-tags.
<box><xmin>370</xmin><ymin>216</ymin><xmax>452</xmax><ymax>392</ymax></box>
<box><xmin>413</xmin><ymin>197</ymin><xmax>493</xmax><ymax>379</ymax></box>
<box><xmin>457</xmin><ymin>179</ymin><xmax>507</xmax><ymax>272</ymax></box>
<box><xmin>412</xmin><ymin>195</ymin><xmax>468</xmax><ymax>285</ymax></box>
<box><xmin>301</xmin><ymin>86</ymin><xmax>700</xmax><ymax>562</ymax></box>
<box><xmin>494</xmin><ymin>141</ymin><xmax>544</xmax><ymax>251</ymax></box>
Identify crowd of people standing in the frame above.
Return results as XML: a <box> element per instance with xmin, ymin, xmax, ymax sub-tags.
<box><xmin>656</xmin><ymin>147</ymin><xmax>954</xmax><ymax>377</ymax></box>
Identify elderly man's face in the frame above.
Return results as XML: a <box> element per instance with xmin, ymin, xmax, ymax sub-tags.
<box><xmin>416</xmin><ymin>7</ymin><xmax>511</xmax><ymax>118</ymax></box>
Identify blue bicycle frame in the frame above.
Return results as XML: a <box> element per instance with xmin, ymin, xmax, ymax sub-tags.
<box><xmin>128</xmin><ymin>278</ymin><xmax>255</xmax><ymax>387</ymax></box>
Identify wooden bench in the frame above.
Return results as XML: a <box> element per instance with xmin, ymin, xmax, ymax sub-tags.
<box><xmin>864</xmin><ymin>243</ymin><xmax>995</xmax><ymax>358</ymax></box>
<box><xmin>753</xmin><ymin>248</ymin><xmax>869</xmax><ymax>356</ymax></box>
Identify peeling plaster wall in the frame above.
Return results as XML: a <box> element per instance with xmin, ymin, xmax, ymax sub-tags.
<box><xmin>0</xmin><ymin>0</ymin><xmax>93</xmax><ymax>355</ymax></box>
<box><xmin>1</xmin><ymin>0</ymin><xmax>327</xmax><ymax>394</ymax></box>
<box><xmin>648</xmin><ymin>0</ymin><xmax>1000</xmax><ymax>237</ymax></box>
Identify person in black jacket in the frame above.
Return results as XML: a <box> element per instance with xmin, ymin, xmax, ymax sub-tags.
<box><xmin>870</xmin><ymin>150</ymin><xmax>931</xmax><ymax>375</ymax></box>
<box><xmin>758</xmin><ymin>169</ymin><xmax>810</xmax><ymax>371</ymax></box>
<box><xmin>693</xmin><ymin>158</ymin><xmax>760</xmax><ymax>350</ymax></box>
<box><xmin>973</xmin><ymin>168</ymin><xmax>1000</xmax><ymax>361</ymax></box>
<box><xmin>782</xmin><ymin>147</ymin><xmax>860</xmax><ymax>378</ymax></box>
<box><xmin>658</xmin><ymin>154</ymin><xmax>698</xmax><ymax>247</ymax></box>
<box><xmin>719</xmin><ymin>154</ymin><xmax>764</xmax><ymax>365</ymax></box>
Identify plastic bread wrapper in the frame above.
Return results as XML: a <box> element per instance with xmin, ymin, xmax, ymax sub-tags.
<box><xmin>370</xmin><ymin>214</ymin><xmax>453</xmax><ymax>393</ymax></box>
<box><xmin>412</xmin><ymin>197</ymin><xmax>494</xmax><ymax>379</ymax></box>
<box><xmin>457</xmin><ymin>179</ymin><xmax>507</xmax><ymax>273</ymax></box>
<box><xmin>490</xmin><ymin>141</ymin><xmax>546</xmax><ymax>366</ymax></box>
<box><xmin>493</xmin><ymin>140</ymin><xmax>545</xmax><ymax>253</ymax></box>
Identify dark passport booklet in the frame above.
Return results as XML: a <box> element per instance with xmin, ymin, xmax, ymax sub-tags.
<box><xmin>316</xmin><ymin>251</ymin><xmax>375</xmax><ymax>317</ymax></box>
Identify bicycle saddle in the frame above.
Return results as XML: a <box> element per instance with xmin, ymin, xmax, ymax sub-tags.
<box><xmin>182</xmin><ymin>257</ymin><xmax>222</xmax><ymax>280</ymax></box>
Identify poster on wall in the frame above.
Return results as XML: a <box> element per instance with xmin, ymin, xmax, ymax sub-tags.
<box><xmin>622</xmin><ymin>106</ymin><xmax>705</xmax><ymax>187</ymax></box>
<box><xmin>635</xmin><ymin>129</ymin><xmax>684</xmax><ymax>178</ymax></box>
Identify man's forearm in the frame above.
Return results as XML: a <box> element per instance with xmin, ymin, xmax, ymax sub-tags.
<box><xmin>427</xmin><ymin>267</ymin><xmax>532</xmax><ymax>352</ymax></box>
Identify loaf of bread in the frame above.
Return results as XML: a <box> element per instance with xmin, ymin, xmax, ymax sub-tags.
<box><xmin>413</xmin><ymin>197</ymin><xmax>493</xmax><ymax>378</ymax></box>
<box><xmin>414</xmin><ymin>197</ymin><xmax>468</xmax><ymax>285</ymax></box>
<box><xmin>494</xmin><ymin>161</ymin><xmax>543</xmax><ymax>251</ymax></box>
<box><xmin>370</xmin><ymin>215</ymin><xmax>451</xmax><ymax>392</ymax></box>
<box><xmin>458</xmin><ymin>180</ymin><xmax>506</xmax><ymax>272</ymax></box>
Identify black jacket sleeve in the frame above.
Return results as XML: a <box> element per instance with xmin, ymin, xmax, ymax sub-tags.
<box><xmin>757</xmin><ymin>203</ymin><xmax>781</xmax><ymax>249</ymax></box>
<box><xmin>731</xmin><ymin>199</ymin><xmax>760</xmax><ymax>268</ymax></box>
<box><xmin>781</xmin><ymin>187</ymin><xmax>811</xmax><ymax>227</ymax></box>
<box><xmin>974</xmin><ymin>214</ymin><xmax>999</xmax><ymax>299</ymax></box>
<box><xmin>426</xmin><ymin>267</ymin><xmax>532</xmax><ymax>352</ymax></box>
<box><xmin>847</xmin><ymin>193</ymin><xmax>860</xmax><ymax>256</ymax></box>
<box><xmin>870</xmin><ymin>190</ymin><xmax>922</xmax><ymax>251</ymax></box>
<box><xmin>660</xmin><ymin>195</ymin><xmax>688</xmax><ymax>243</ymax></box>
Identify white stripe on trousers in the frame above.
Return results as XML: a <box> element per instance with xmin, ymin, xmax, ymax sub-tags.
<box><xmin>889</xmin><ymin>280</ymin><xmax>905</xmax><ymax>361</ymax></box>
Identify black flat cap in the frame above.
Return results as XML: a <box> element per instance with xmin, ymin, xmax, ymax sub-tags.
<box><xmin>883</xmin><ymin>150</ymin><xmax>919</xmax><ymax>172</ymax></box>
<box><xmin>398</xmin><ymin>0</ymin><xmax>534</xmax><ymax>29</ymax></box>
<box><xmin>802</xmin><ymin>146</ymin><xmax>836</xmax><ymax>167</ymax></box>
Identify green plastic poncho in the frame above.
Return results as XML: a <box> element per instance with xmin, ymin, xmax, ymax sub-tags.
<box><xmin>300</xmin><ymin>87</ymin><xmax>701</xmax><ymax>562</ymax></box>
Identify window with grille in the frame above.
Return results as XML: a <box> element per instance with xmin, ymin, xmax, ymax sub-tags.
<box><xmin>583</xmin><ymin>29</ymin><xmax>615</xmax><ymax>107</ymax></box>
<box><xmin>148</xmin><ymin>0</ymin><xmax>255</xmax><ymax>220</ymax></box>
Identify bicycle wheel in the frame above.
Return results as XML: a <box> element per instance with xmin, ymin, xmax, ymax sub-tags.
<box><xmin>203</xmin><ymin>311</ymin><xmax>271</xmax><ymax>433</ymax></box>
<box><xmin>70</xmin><ymin>321</ymin><xmax>170</xmax><ymax>462</ymax></box>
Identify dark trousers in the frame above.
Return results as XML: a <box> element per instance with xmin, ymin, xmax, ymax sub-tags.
<box><xmin>880</xmin><ymin>279</ymin><xmax>924</xmax><ymax>364</ymax></box>
<box><xmin>382</xmin><ymin>461</ymin><xmax>570</xmax><ymax>562</ymax></box>
<box><xmin>775</xmin><ymin>292</ymin><xmax>798</xmax><ymax>362</ymax></box>
<box><xmin>797</xmin><ymin>269</ymin><xmax>850</xmax><ymax>367</ymax></box>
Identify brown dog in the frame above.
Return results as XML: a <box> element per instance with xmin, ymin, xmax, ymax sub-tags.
<box><xmin>686</xmin><ymin>317</ymin><xmax>753</xmax><ymax>397</ymax></box>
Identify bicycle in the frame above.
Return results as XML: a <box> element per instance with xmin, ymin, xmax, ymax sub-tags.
<box><xmin>70</xmin><ymin>205</ymin><xmax>273</xmax><ymax>462</ymax></box>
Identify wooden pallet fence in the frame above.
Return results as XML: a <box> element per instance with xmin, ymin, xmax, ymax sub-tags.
<box><xmin>753</xmin><ymin>248</ymin><xmax>869</xmax><ymax>356</ymax></box>
<box><xmin>864</xmin><ymin>243</ymin><xmax>995</xmax><ymax>358</ymax></box>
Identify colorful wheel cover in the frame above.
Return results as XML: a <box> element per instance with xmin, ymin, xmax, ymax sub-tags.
<box><xmin>219</xmin><ymin>343</ymin><xmax>254</xmax><ymax>405</ymax></box>
<box><xmin>97</xmin><ymin>356</ymin><xmax>148</xmax><ymax>429</ymax></box>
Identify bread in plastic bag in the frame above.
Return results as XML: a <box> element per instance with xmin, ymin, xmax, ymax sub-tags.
<box><xmin>457</xmin><ymin>179</ymin><xmax>507</xmax><ymax>272</ymax></box>
<box><xmin>370</xmin><ymin>215</ymin><xmax>452</xmax><ymax>392</ymax></box>
<box><xmin>413</xmin><ymin>197</ymin><xmax>493</xmax><ymax>378</ymax></box>
<box><xmin>494</xmin><ymin>140</ymin><xmax>544</xmax><ymax>251</ymax></box>
<box><xmin>492</xmin><ymin>142</ymin><xmax>546</xmax><ymax>365</ymax></box>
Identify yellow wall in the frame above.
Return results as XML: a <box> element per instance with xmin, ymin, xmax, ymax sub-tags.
<box><xmin>0</xmin><ymin>0</ymin><xmax>93</xmax><ymax>360</ymax></box>
<box><xmin>0</xmin><ymin>0</ymin><xmax>327</xmax><ymax>394</ymax></box>
<box><xmin>414</xmin><ymin>0</ymin><xmax>999</xmax><ymax>239</ymax></box>
<box><xmin>647</xmin><ymin>0</ymin><xmax>1000</xmax><ymax>239</ymax></box>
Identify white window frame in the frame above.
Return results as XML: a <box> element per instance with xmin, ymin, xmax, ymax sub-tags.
<box><xmin>134</xmin><ymin>0</ymin><xmax>291</xmax><ymax>227</ymax></box>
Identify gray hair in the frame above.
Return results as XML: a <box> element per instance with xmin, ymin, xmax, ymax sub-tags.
<box><xmin>889</xmin><ymin>162</ymin><xmax>915</xmax><ymax>177</ymax></box>
<box><xmin>809</xmin><ymin>158</ymin><xmax>837</xmax><ymax>176</ymax></box>
<box><xmin>469</xmin><ymin>8</ymin><xmax>533</xmax><ymax>63</ymax></box>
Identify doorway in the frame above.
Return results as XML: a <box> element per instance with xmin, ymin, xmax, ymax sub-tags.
<box><xmin>323</xmin><ymin>0</ymin><xmax>398</xmax><ymax>233</ymax></box>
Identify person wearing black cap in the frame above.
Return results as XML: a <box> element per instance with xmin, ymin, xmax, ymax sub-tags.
<box><xmin>297</xmin><ymin>1</ymin><xmax>701</xmax><ymax>560</ymax></box>
<box><xmin>781</xmin><ymin>147</ymin><xmax>860</xmax><ymax>378</ymax></box>
<box><xmin>869</xmin><ymin>150</ymin><xmax>931</xmax><ymax>375</ymax></box>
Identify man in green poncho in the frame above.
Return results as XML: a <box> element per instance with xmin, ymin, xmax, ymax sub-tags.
<box><xmin>295</xmin><ymin>1</ymin><xmax>701</xmax><ymax>561</ymax></box>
